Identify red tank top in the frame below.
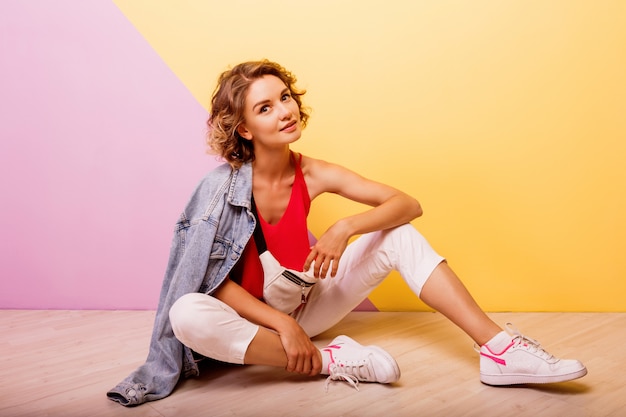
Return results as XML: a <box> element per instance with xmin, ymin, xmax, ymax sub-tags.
<box><xmin>230</xmin><ymin>152</ymin><xmax>311</xmax><ymax>299</ymax></box>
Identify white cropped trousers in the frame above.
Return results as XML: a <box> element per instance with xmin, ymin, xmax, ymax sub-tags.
<box><xmin>169</xmin><ymin>224</ymin><xmax>444</xmax><ymax>364</ymax></box>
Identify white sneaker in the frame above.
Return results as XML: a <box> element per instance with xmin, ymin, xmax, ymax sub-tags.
<box><xmin>478</xmin><ymin>323</ymin><xmax>588</xmax><ymax>385</ymax></box>
<box><xmin>321</xmin><ymin>335</ymin><xmax>400</xmax><ymax>391</ymax></box>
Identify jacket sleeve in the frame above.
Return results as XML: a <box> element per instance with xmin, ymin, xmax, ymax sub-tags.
<box><xmin>106</xmin><ymin>172</ymin><xmax>233</xmax><ymax>406</ymax></box>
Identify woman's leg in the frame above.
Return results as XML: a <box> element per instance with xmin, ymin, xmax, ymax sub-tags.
<box><xmin>296</xmin><ymin>224</ymin><xmax>500</xmax><ymax>344</ymax></box>
<box><xmin>420</xmin><ymin>263</ymin><xmax>588</xmax><ymax>385</ymax></box>
<box><xmin>295</xmin><ymin>224</ymin><xmax>445</xmax><ymax>336</ymax></box>
<box><xmin>243</xmin><ymin>328</ymin><xmax>289</xmax><ymax>367</ymax></box>
<box><xmin>350</xmin><ymin>224</ymin><xmax>581</xmax><ymax>375</ymax></box>
<box><xmin>297</xmin><ymin>224</ymin><xmax>586</xmax><ymax>385</ymax></box>
<box><xmin>170</xmin><ymin>292</ymin><xmax>280</xmax><ymax>365</ymax></box>
<box><xmin>419</xmin><ymin>261</ymin><xmax>501</xmax><ymax>345</ymax></box>
<box><xmin>169</xmin><ymin>292</ymin><xmax>398</xmax><ymax>385</ymax></box>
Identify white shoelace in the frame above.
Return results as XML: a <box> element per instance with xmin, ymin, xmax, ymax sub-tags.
<box><xmin>324</xmin><ymin>364</ymin><xmax>362</xmax><ymax>392</ymax></box>
<box><xmin>505</xmin><ymin>323</ymin><xmax>556</xmax><ymax>361</ymax></box>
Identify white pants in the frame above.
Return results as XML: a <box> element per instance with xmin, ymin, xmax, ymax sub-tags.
<box><xmin>169</xmin><ymin>224</ymin><xmax>444</xmax><ymax>364</ymax></box>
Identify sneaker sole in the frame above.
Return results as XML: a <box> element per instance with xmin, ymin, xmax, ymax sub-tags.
<box><xmin>480</xmin><ymin>366</ymin><xmax>588</xmax><ymax>386</ymax></box>
<box><xmin>333</xmin><ymin>336</ymin><xmax>401</xmax><ymax>383</ymax></box>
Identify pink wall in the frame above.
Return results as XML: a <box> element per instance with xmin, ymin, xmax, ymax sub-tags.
<box><xmin>0</xmin><ymin>1</ymin><xmax>217</xmax><ymax>309</ymax></box>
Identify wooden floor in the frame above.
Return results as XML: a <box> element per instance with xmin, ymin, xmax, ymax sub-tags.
<box><xmin>0</xmin><ymin>310</ymin><xmax>624</xmax><ymax>417</ymax></box>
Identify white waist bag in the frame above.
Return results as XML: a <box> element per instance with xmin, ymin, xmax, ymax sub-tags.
<box><xmin>251</xmin><ymin>197</ymin><xmax>317</xmax><ymax>314</ymax></box>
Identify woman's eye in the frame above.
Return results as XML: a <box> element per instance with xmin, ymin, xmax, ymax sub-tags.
<box><xmin>260</xmin><ymin>105</ymin><xmax>269</xmax><ymax>113</ymax></box>
<box><xmin>282</xmin><ymin>93</ymin><xmax>291</xmax><ymax>101</ymax></box>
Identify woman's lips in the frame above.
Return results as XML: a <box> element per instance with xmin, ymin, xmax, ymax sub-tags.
<box><xmin>281</xmin><ymin>120</ymin><xmax>297</xmax><ymax>132</ymax></box>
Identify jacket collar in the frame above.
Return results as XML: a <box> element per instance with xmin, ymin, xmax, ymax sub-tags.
<box><xmin>228</xmin><ymin>162</ymin><xmax>253</xmax><ymax>209</ymax></box>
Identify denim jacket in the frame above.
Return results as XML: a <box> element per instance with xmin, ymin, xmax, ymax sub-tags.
<box><xmin>107</xmin><ymin>162</ymin><xmax>255</xmax><ymax>406</ymax></box>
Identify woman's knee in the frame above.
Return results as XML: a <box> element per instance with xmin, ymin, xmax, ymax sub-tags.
<box><xmin>169</xmin><ymin>293</ymin><xmax>259</xmax><ymax>363</ymax></box>
<box><xmin>169</xmin><ymin>293</ymin><xmax>216</xmax><ymax>340</ymax></box>
<box><xmin>387</xmin><ymin>223</ymin><xmax>423</xmax><ymax>241</ymax></box>
<box><xmin>371</xmin><ymin>224</ymin><xmax>425</xmax><ymax>259</ymax></box>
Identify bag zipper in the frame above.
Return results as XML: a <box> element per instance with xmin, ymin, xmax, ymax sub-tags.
<box><xmin>282</xmin><ymin>270</ymin><xmax>314</xmax><ymax>304</ymax></box>
<box><xmin>281</xmin><ymin>270</ymin><xmax>315</xmax><ymax>287</ymax></box>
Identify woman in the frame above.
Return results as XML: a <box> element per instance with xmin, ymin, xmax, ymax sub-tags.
<box><xmin>107</xmin><ymin>60</ymin><xmax>586</xmax><ymax>406</ymax></box>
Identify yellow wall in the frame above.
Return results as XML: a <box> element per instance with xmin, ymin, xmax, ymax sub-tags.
<box><xmin>114</xmin><ymin>0</ymin><xmax>626</xmax><ymax>312</ymax></box>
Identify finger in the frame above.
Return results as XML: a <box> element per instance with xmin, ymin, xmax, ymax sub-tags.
<box><xmin>311</xmin><ymin>348</ymin><xmax>322</xmax><ymax>376</ymax></box>
<box><xmin>303</xmin><ymin>249</ymin><xmax>317</xmax><ymax>272</ymax></box>
<box><xmin>320</xmin><ymin>258</ymin><xmax>331</xmax><ymax>279</ymax></box>
<box><xmin>313</xmin><ymin>256</ymin><xmax>324</xmax><ymax>278</ymax></box>
<box><xmin>285</xmin><ymin>352</ymin><xmax>296</xmax><ymax>372</ymax></box>
<box><xmin>330</xmin><ymin>257</ymin><xmax>340</xmax><ymax>277</ymax></box>
<box><xmin>301</xmin><ymin>355</ymin><xmax>312</xmax><ymax>375</ymax></box>
<box><xmin>297</xmin><ymin>352</ymin><xmax>310</xmax><ymax>375</ymax></box>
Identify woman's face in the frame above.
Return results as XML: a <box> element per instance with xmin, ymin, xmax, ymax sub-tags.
<box><xmin>237</xmin><ymin>75</ymin><xmax>302</xmax><ymax>149</ymax></box>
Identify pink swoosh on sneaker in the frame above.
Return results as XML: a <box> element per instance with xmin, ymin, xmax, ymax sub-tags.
<box><xmin>480</xmin><ymin>341</ymin><xmax>514</xmax><ymax>365</ymax></box>
<box><xmin>480</xmin><ymin>352</ymin><xmax>506</xmax><ymax>365</ymax></box>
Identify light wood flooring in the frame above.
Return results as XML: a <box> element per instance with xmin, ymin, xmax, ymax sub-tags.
<box><xmin>1</xmin><ymin>310</ymin><xmax>624</xmax><ymax>417</ymax></box>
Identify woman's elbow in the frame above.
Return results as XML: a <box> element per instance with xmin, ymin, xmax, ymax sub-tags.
<box><xmin>403</xmin><ymin>195</ymin><xmax>422</xmax><ymax>219</ymax></box>
<box><xmin>412</xmin><ymin>200</ymin><xmax>423</xmax><ymax>219</ymax></box>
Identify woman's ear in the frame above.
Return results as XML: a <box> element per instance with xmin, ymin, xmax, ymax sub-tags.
<box><xmin>237</xmin><ymin>124</ymin><xmax>253</xmax><ymax>141</ymax></box>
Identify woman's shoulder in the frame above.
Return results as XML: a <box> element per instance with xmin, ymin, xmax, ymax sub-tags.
<box><xmin>300</xmin><ymin>154</ymin><xmax>357</xmax><ymax>178</ymax></box>
<box><xmin>299</xmin><ymin>153</ymin><xmax>339</xmax><ymax>172</ymax></box>
<box><xmin>299</xmin><ymin>153</ymin><xmax>356</xmax><ymax>198</ymax></box>
<box><xmin>299</xmin><ymin>154</ymin><xmax>330</xmax><ymax>182</ymax></box>
<box><xmin>181</xmin><ymin>161</ymin><xmax>251</xmax><ymax>220</ymax></box>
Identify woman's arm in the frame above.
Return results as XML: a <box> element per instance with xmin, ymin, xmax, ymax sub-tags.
<box><xmin>212</xmin><ymin>277</ymin><xmax>293</xmax><ymax>331</ymax></box>
<box><xmin>212</xmin><ymin>278</ymin><xmax>321</xmax><ymax>375</ymax></box>
<box><xmin>303</xmin><ymin>156</ymin><xmax>423</xmax><ymax>277</ymax></box>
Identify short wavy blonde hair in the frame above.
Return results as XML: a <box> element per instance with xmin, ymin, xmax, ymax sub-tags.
<box><xmin>206</xmin><ymin>60</ymin><xmax>310</xmax><ymax>168</ymax></box>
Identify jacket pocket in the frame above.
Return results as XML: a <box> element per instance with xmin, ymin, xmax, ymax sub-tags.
<box><xmin>209</xmin><ymin>238</ymin><xmax>229</xmax><ymax>260</ymax></box>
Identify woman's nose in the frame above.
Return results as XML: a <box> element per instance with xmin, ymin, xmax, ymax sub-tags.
<box><xmin>278</xmin><ymin>103</ymin><xmax>292</xmax><ymax>119</ymax></box>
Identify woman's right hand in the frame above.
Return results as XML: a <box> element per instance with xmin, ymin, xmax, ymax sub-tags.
<box><xmin>276</xmin><ymin>315</ymin><xmax>322</xmax><ymax>376</ymax></box>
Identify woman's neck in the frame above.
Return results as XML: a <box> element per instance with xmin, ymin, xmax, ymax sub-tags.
<box><xmin>251</xmin><ymin>147</ymin><xmax>295</xmax><ymax>222</ymax></box>
<box><xmin>252</xmin><ymin>147</ymin><xmax>292</xmax><ymax>182</ymax></box>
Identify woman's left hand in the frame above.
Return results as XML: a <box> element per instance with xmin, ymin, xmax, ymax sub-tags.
<box><xmin>303</xmin><ymin>220</ymin><xmax>350</xmax><ymax>278</ymax></box>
